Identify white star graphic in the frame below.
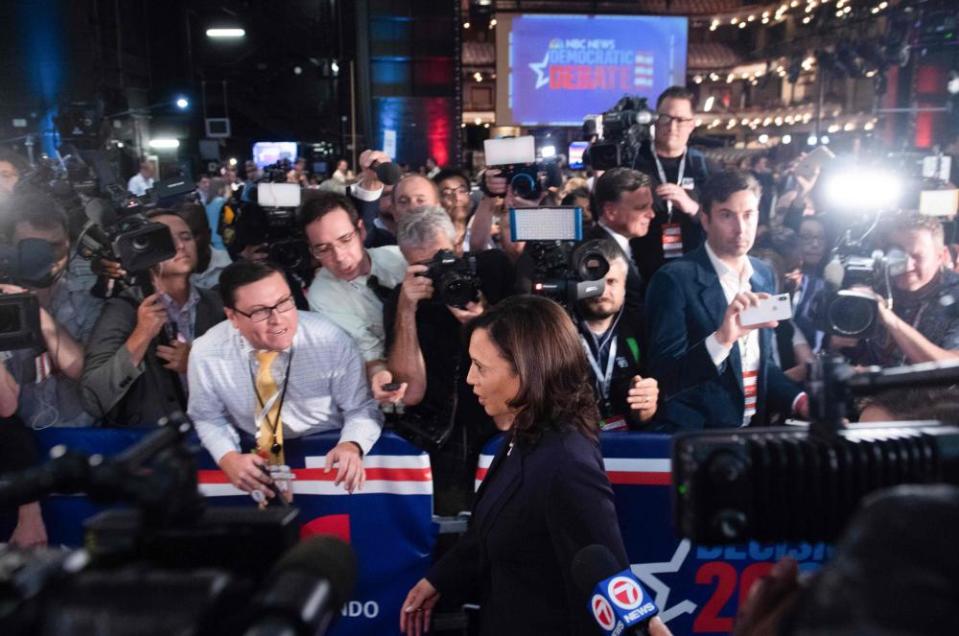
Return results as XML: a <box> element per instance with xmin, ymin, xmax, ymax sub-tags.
<box><xmin>528</xmin><ymin>52</ymin><xmax>550</xmax><ymax>89</ymax></box>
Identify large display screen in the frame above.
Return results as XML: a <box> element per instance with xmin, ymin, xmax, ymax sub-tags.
<box><xmin>252</xmin><ymin>142</ymin><xmax>298</xmax><ymax>168</ymax></box>
<box><xmin>495</xmin><ymin>14</ymin><xmax>688</xmax><ymax>126</ymax></box>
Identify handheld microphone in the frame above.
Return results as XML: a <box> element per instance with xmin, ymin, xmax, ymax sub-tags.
<box><xmin>572</xmin><ymin>544</ymin><xmax>659</xmax><ymax>636</ymax></box>
<box><xmin>370</xmin><ymin>160</ymin><xmax>402</xmax><ymax>186</ymax></box>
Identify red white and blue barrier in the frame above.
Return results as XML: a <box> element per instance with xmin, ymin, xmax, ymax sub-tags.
<box><xmin>19</xmin><ymin>428</ymin><xmax>829</xmax><ymax>635</ymax></box>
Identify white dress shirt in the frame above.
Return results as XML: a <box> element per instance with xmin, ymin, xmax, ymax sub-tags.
<box><xmin>306</xmin><ymin>246</ymin><xmax>407</xmax><ymax>362</ymax></box>
<box><xmin>188</xmin><ymin>310</ymin><xmax>383</xmax><ymax>463</ymax></box>
<box><xmin>127</xmin><ymin>172</ymin><xmax>154</xmax><ymax>196</ymax></box>
<box><xmin>597</xmin><ymin>220</ymin><xmax>634</xmax><ymax>263</ymax></box>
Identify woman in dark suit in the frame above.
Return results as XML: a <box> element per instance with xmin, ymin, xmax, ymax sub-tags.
<box><xmin>399</xmin><ymin>295</ymin><xmax>629</xmax><ymax>635</ymax></box>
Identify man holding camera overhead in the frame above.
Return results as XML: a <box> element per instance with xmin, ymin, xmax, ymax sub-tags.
<box><xmin>384</xmin><ymin>206</ymin><xmax>514</xmax><ymax>513</ymax></box>
<box><xmin>630</xmin><ymin>86</ymin><xmax>711</xmax><ymax>282</ymax></box>
<box><xmin>303</xmin><ymin>192</ymin><xmax>408</xmax><ymax>405</ymax></box>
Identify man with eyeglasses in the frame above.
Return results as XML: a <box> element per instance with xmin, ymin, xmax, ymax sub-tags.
<box><xmin>304</xmin><ymin>192</ymin><xmax>408</xmax><ymax>405</ymax></box>
<box><xmin>432</xmin><ymin>168</ymin><xmax>473</xmax><ymax>254</ymax></box>
<box><xmin>631</xmin><ymin>86</ymin><xmax>712</xmax><ymax>282</ymax></box>
<box><xmin>189</xmin><ymin>260</ymin><xmax>382</xmax><ymax>497</ymax></box>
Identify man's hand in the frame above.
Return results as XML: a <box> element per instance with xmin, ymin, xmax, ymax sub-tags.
<box><xmin>133</xmin><ymin>293</ymin><xmax>168</xmax><ymax>341</ymax></box>
<box><xmin>0</xmin><ymin>283</ymin><xmax>27</xmax><ymax>295</ymax></box>
<box><xmin>655</xmin><ymin>183</ymin><xmax>699</xmax><ymax>215</ymax></box>
<box><xmin>733</xmin><ymin>558</ymin><xmax>801</xmax><ymax>636</ymax></box>
<box><xmin>371</xmin><ymin>368</ymin><xmax>407</xmax><ymax>404</ymax></box>
<box><xmin>626</xmin><ymin>375</ymin><xmax>659</xmax><ymax>422</ymax></box>
<box><xmin>399</xmin><ymin>264</ymin><xmax>434</xmax><ymax>312</ymax></box>
<box><xmin>447</xmin><ymin>297</ymin><xmax>485</xmax><ymax>324</ymax></box>
<box><xmin>483</xmin><ymin>168</ymin><xmax>508</xmax><ymax>196</ymax></box>
<box><xmin>239</xmin><ymin>243</ymin><xmax>269</xmax><ymax>262</ymax></box>
<box><xmin>324</xmin><ymin>441</ymin><xmax>365</xmax><ymax>493</ymax></box>
<box><xmin>218</xmin><ymin>451</ymin><xmax>274</xmax><ymax>497</ymax></box>
<box><xmin>156</xmin><ymin>339</ymin><xmax>191</xmax><ymax>374</ymax></box>
<box><xmin>91</xmin><ymin>256</ymin><xmax>127</xmax><ymax>280</ymax></box>
<box><xmin>359</xmin><ymin>149</ymin><xmax>391</xmax><ymax>190</ymax></box>
<box><xmin>9</xmin><ymin>502</ymin><xmax>47</xmax><ymax>549</ymax></box>
<box><xmin>716</xmin><ymin>292</ymin><xmax>778</xmax><ymax>348</ymax></box>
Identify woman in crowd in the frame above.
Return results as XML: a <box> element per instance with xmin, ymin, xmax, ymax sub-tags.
<box><xmin>399</xmin><ymin>296</ymin><xmax>663</xmax><ymax>635</ymax></box>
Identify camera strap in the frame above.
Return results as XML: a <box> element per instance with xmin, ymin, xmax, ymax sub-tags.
<box><xmin>580</xmin><ymin>311</ymin><xmax>622</xmax><ymax>403</ymax></box>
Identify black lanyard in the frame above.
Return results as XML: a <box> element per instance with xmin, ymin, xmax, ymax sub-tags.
<box><xmin>249</xmin><ymin>348</ymin><xmax>295</xmax><ymax>455</ymax></box>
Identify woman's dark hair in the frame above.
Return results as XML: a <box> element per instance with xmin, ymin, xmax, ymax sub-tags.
<box><xmin>464</xmin><ymin>295</ymin><xmax>599</xmax><ymax>446</ymax></box>
<box><xmin>218</xmin><ymin>260</ymin><xmax>285</xmax><ymax>308</ymax></box>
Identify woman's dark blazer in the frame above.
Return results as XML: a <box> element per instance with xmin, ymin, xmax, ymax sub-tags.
<box><xmin>426</xmin><ymin>425</ymin><xmax>628</xmax><ymax>635</ymax></box>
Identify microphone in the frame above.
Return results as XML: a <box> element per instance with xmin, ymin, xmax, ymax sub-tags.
<box><xmin>572</xmin><ymin>544</ymin><xmax>660</xmax><ymax>636</ymax></box>
<box><xmin>370</xmin><ymin>160</ymin><xmax>402</xmax><ymax>186</ymax></box>
<box><xmin>243</xmin><ymin>536</ymin><xmax>357</xmax><ymax>636</ymax></box>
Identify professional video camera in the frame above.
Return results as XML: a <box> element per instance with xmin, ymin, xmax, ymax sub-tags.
<box><xmin>0</xmin><ymin>239</ymin><xmax>58</xmax><ymax>351</ymax></box>
<box><xmin>482</xmin><ymin>136</ymin><xmax>562</xmax><ymax>200</ymax></box>
<box><xmin>509</xmin><ymin>206</ymin><xmax>608</xmax><ymax>307</ymax></box>
<box><xmin>0</xmin><ymin>414</ymin><xmax>357</xmax><ymax>636</ymax></box>
<box><xmin>241</xmin><ymin>163</ymin><xmax>311</xmax><ymax>273</ymax></box>
<box><xmin>419</xmin><ymin>250</ymin><xmax>481</xmax><ymax>309</ymax></box>
<box><xmin>582</xmin><ymin>95</ymin><xmax>656</xmax><ymax>170</ymax></box>
<box><xmin>671</xmin><ymin>354</ymin><xmax>959</xmax><ymax>545</ymax></box>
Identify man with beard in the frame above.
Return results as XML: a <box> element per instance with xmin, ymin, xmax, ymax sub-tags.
<box><xmin>573</xmin><ymin>239</ymin><xmax>659</xmax><ymax>430</ymax></box>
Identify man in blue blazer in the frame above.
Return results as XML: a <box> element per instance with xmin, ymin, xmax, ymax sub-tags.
<box><xmin>646</xmin><ymin>170</ymin><xmax>807</xmax><ymax>432</ymax></box>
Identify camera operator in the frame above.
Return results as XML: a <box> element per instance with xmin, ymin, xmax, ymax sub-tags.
<box><xmin>303</xmin><ymin>192</ymin><xmax>408</xmax><ymax>405</ymax></box>
<box><xmin>573</xmin><ymin>239</ymin><xmax>659</xmax><ymax>430</ymax></box>
<box><xmin>0</xmin><ymin>192</ymin><xmax>103</xmax><ymax>428</ymax></box>
<box><xmin>839</xmin><ymin>214</ymin><xmax>959</xmax><ymax>367</ymax></box>
<box><xmin>189</xmin><ymin>260</ymin><xmax>382</xmax><ymax>497</ymax></box>
<box><xmin>345</xmin><ymin>149</ymin><xmax>395</xmax><ymax>246</ymax></box>
<box><xmin>82</xmin><ymin>210</ymin><xmax>225</xmax><ymax>426</ymax></box>
<box><xmin>631</xmin><ymin>86</ymin><xmax>710</xmax><ymax>282</ymax></box>
<box><xmin>384</xmin><ymin>206</ymin><xmax>514</xmax><ymax>513</ymax></box>
<box><xmin>646</xmin><ymin>171</ymin><xmax>806</xmax><ymax>432</ymax></box>
<box><xmin>126</xmin><ymin>158</ymin><xmax>155</xmax><ymax>197</ymax></box>
<box><xmin>588</xmin><ymin>167</ymin><xmax>655</xmax><ymax>316</ymax></box>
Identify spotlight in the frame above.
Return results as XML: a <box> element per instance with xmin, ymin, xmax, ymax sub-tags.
<box><xmin>782</xmin><ymin>134</ymin><xmax>792</xmax><ymax>144</ymax></box>
<box><xmin>821</xmin><ymin>135</ymin><xmax>831</xmax><ymax>145</ymax></box>
<box><xmin>759</xmin><ymin>134</ymin><xmax>770</xmax><ymax>144</ymax></box>
<box><xmin>704</xmin><ymin>96</ymin><xmax>715</xmax><ymax>112</ymax></box>
<box><xmin>228</xmin><ymin>158</ymin><xmax>238</xmax><ymax>166</ymax></box>
<box><xmin>822</xmin><ymin>167</ymin><xmax>902</xmax><ymax>212</ymax></box>
<box><xmin>948</xmin><ymin>71</ymin><xmax>959</xmax><ymax>96</ymax></box>
<box><xmin>541</xmin><ymin>145</ymin><xmax>556</xmax><ymax>159</ymax></box>
<box><xmin>807</xmin><ymin>134</ymin><xmax>818</xmax><ymax>146</ymax></box>
<box><xmin>175</xmin><ymin>97</ymin><xmax>189</xmax><ymax>110</ymax></box>
<box><xmin>149</xmin><ymin>138</ymin><xmax>180</xmax><ymax>150</ymax></box>
<box><xmin>206</xmin><ymin>28</ymin><xmax>245</xmax><ymax>39</ymax></box>
<box><xmin>331</xmin><ymin>60</ymin><xmax>340</xmax><ymax>75</ymax></box>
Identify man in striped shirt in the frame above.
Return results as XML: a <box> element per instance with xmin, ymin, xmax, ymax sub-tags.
<box><xmin>646</xmin><ymin>170</ymin><xmax>807</xmax><ymax>432</ymax></box>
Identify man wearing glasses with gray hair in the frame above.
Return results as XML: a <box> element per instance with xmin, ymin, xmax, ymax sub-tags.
<box><xmin>188</xmin><ymin>260</ymin><xmax>382</xmax><ymax>498</ymax></box>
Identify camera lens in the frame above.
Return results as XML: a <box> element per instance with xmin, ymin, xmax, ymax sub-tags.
<box><xmin>828</xmin><ymin>294</ymin><xmax>876</xmax><ymax>336</ymax></box>
<box><xmin>132</xmin><ymin>236</ymin><xmax>151</xmax><ymax>252</ymax></box>
<box><xmin>510</xmin><ymin>172</ymin><xmax>537</xmax><ymax>200</ymax></box>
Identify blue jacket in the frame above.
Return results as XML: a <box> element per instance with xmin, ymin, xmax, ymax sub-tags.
<box><xmin>645</xmin><ymin>245</ymin><xmax>801</xmax><ymax>431</ymax></box>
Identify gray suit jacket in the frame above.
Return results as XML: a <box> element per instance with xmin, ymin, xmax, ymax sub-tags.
<box><xmin>82</xmin><ymin>287</ymin><xmax>224</xmax><ymax>426</ymax></box>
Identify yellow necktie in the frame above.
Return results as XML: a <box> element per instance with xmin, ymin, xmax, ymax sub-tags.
<box><xmin>255</xmin><ymin>350</ymin><xmax>285</xmax><ymax>465</ymax></box>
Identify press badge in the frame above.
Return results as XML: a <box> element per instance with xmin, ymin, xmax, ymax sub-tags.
<box><xmin>681</xmin><ymin>177</ymin><xmax>696</xmax><ymax>190</ymax></box>
<box><xmin>662</xmin><ymin>223</ymin><xmax>683</xmax><ymax>260</ymax></box>
<box><xmin>600</xmin><ymin>415</ymin><xmax>628</xmax><ymax>432</ymax></box>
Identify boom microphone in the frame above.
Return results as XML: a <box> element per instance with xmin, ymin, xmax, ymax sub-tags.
<box><xmin>572</xmin><ymin>544</ymin><xmax>660</xmax><ymax>636</ymax></box>
<box><xmin>243</xmin><ymin>536</ymin><xmax>357</xmax><ymax>636</ymax></box>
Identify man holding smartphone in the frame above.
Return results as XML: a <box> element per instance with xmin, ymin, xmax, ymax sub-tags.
<box><xmin>646</xmin><ymin>171</ymin><xmax>807</xmax><ymax>432</ymax></box>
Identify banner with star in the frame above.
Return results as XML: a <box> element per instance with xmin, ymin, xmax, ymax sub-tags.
<box><xmin>495</xmin><ymin>14</ymin><xmax>688</xmax><ymax>126</ymax></box>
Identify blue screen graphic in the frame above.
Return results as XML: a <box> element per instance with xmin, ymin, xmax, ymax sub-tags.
<box><xmin>505</xmin><ymin>14</ymin><xmax>687</xmax><ymax>126</ymax></box>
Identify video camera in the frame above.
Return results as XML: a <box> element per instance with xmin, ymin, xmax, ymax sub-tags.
<box><xmin>671</xmin><ymin>354</ymin><xmax>959</xmax><ymax>545</ymax></box>
<box><xmin>509</xmin><ymin>207</ymin><xmax>609</xmax><ymax>307</ymax></box>
<box><xmin>582</xmin><ymin>95</ymin><xmax>656</xmax><ymax>170</ymax></box>
<box><xmin>419</xmin><ymin>250</ymin><xmax>481</xmax><ymax>309</ymax></box>
<box><xmin>482</xmin><ymin>136</ymin><xmax>562</xmax><ymax>200</ymax></box>
<box><xmin>0</xmin><ymin>414</ymin><xmax>356</xmax><ymax>636</ymax></box>
<box><xmin>0</xmin><ymin>239</ymin><xmax>59</xmax><ymax>351</ymax></box>
<box><xmin>240</xmin><ymin>163</ymin><xmax>311</xmax><ymax>273</ymax></box>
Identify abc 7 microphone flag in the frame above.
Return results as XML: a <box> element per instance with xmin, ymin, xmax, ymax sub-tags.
<box><xmin>590</xmin><ymin>571</ymin><xmax>659</xmax><ymax>636</ymax></box>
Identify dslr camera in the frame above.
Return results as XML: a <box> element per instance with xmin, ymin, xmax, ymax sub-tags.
<box><xmin>482</xmin><ymin>136</ymin><xmax>561</xmax><ymax>201</ymax></box>
<box><xmin>582</xmin><ymin>95</ymin><xmax>656</xmax><ymax>171</ymax></box>
<box><xmin>419</xmin><ymin>250</ymin><xmax>481</xmax><ymax>309</ymax></box>
<box><xmin>509</xmin><ymin>207</ymin><xmax>608</xmax><ymax>307</ymax></box>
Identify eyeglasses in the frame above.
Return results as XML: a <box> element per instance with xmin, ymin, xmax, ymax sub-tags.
<box><xmin>310</xmin><ymin>230</ymin><xmax>357</xmax><ymax>258</ymax></box>
<box><xmin>233</xmin><ymin>296</ymin><xmax>296</xmax><ymax>322</ymax></box>
<box><xmin>799</xmin><ymin>234</ymin><xmax>825</xmax><ymax>245</ymax></box>
<box><xmin>441</xmin><ymin>186</ymin><xmax>469</xmax><ymax>197</ymax></box>
<box><xmin>656</xmin><ymin>114</ymin><xmax>696</xmax><ymax>128</ymax></box>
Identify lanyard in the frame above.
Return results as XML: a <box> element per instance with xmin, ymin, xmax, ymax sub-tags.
<box><xmin>249</xmin><ymin>349</ymin><xmax>295</xmax><ymax>447</ymax></box>
<box><xmin>652</xmin><ymin>151</ymin><xmax>686</xmax><ymax>223</ymax></box>
<box><xmin>581</xmin><ymin>335</ymin><xmax>618</xmax><ymax>401</ymax></box>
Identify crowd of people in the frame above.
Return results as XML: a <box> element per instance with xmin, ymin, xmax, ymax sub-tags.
<box><xmin>2</xmin><ymin>83</ymin><xmax>958</xmax><ymax>634</ymax></box>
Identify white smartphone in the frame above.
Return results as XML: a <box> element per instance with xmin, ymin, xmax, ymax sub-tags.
<box><xmin>740</xmin><ymin>293</ymin><xmax>793</xmax><ymax>327</ymax></box>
